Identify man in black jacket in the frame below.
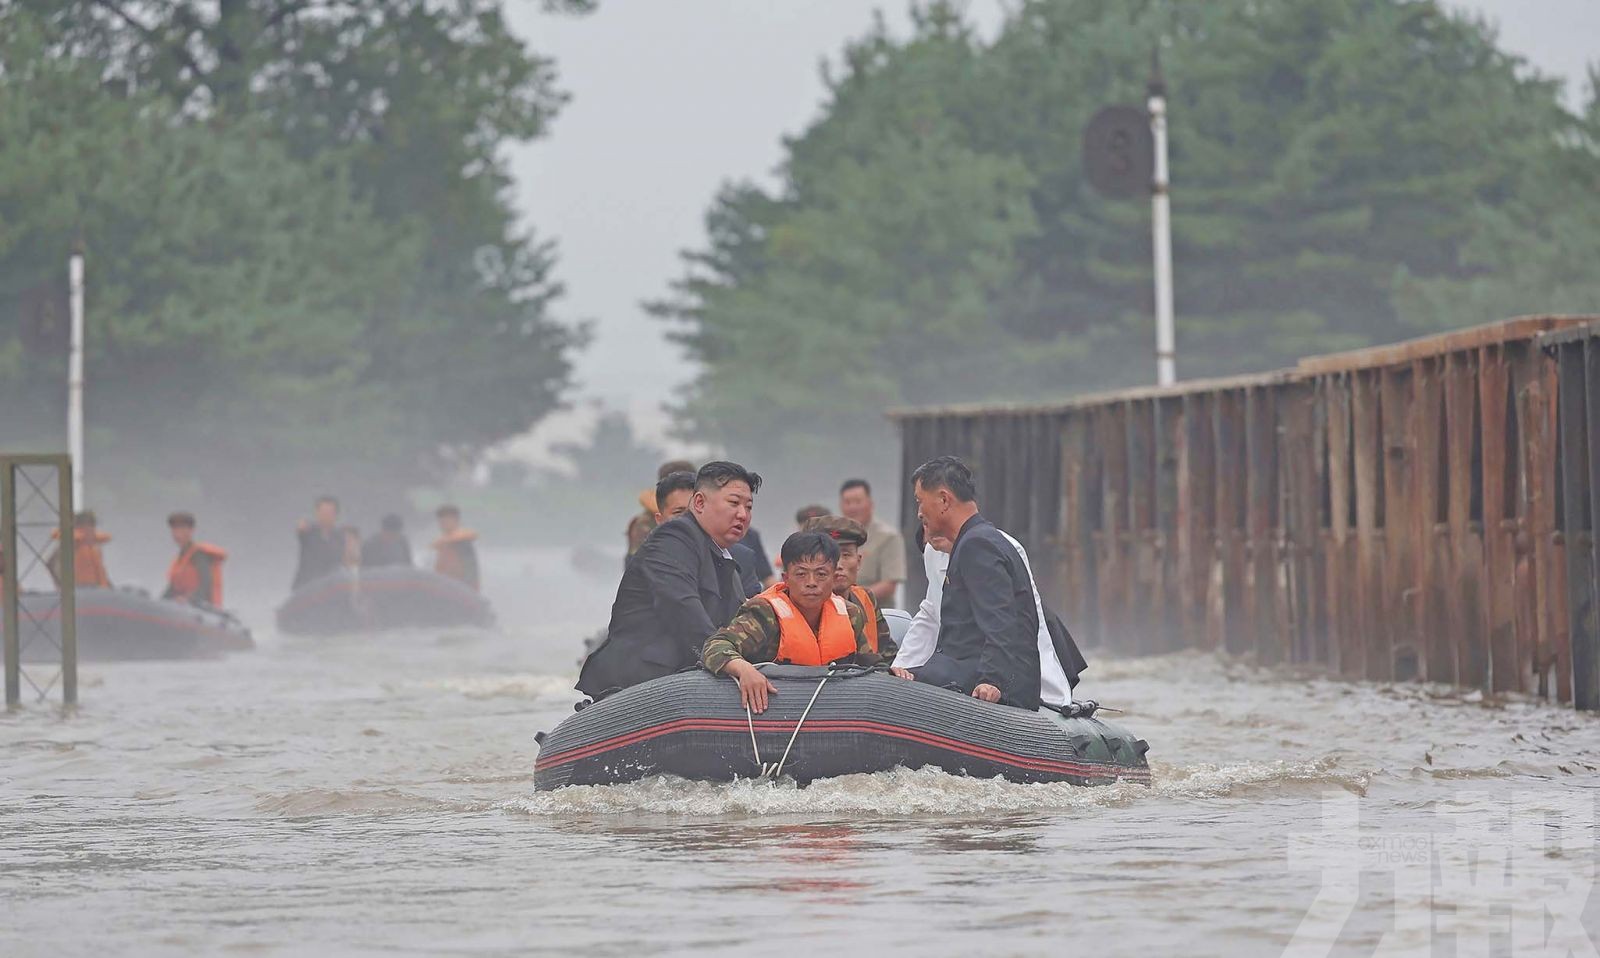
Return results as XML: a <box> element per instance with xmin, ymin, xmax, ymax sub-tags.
<box><xmin>577</xmin><ymin>461</ymin><xmax>762</xmax><ymax>699</ymax></box>
<box><xmin>895</xmin><ymin>455</ymin><xmax>1041</xmax><ymax>710</ymax></box>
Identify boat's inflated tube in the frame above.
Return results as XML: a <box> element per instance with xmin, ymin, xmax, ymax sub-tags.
<box><xmin>275</xmin><ymin>566</ymin><xmax>494</xmax><ymax>635</ymax></box>
<box><xmin>12</xmin><ymin>587</ymin><xmax>253</xmax><ymax>661</ymax></box>
<box><xmin>535</xmin><ymin>664</ymin><xmax>1150</xmax><ymax>789</ymax></box>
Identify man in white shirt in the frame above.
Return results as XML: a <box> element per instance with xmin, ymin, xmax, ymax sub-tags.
<box><xmin>892</xmin><ymin>525</ymin><xmax>1077</xmax><ymax>709</ymax></box>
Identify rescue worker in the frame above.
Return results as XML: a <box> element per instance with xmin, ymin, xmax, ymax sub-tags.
<box><xmin>293</xmin><ymin>495</ymin><xmax>344</xmax><ymax>589</ymax></box>
<box><xmin>627</xmin><ymin>459</ymin><xmax>697</xmax><ymax>557</ymax></box>
<box><xmin>702</xmin><ymin>531</ymin><xmax>895</xmax><ymax>713</ymax></box>
<box><xmin>47</xmin><ymin>510</ymin><xmax>113</xmax><ymax>589</ymax></box>
<box><xmin>800</xmin><ymin>515</ymin><xmax>898</xmax><ymax>661</ymax></box>
<box><xmin>432</xmin><ymin>505</ymin><xmax>479</xmax><ymax>590</ymax></box>
<box><xmin>361</xmin><ymin>514</ymin><xmax>413</xmax><ymax>568</ymax></box>
<box><xmin>164</xmin><ymin>512</ymin><xmax>226</xmax><ymax>608</ymax></box>
<box><xmin>578</xmin><ymin>461</ymin><xmax>759</xmax><ymax>699</ymax></box>
<box><xmin>839</xmin><ymin>478</ymin><xmax>906</xmax><ymax>605</ymax></box>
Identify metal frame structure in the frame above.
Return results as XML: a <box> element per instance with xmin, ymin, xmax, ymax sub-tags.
<box><xmin>2</xmin><ymin>453</ymin><xmax>77</xmax><ymax>708</ymax></box>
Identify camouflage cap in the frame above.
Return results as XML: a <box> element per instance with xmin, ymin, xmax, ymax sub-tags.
<box><xmin>801</xmin><ymin>514</ymin><xmax>867</xmax><ymax>546</ymax></box>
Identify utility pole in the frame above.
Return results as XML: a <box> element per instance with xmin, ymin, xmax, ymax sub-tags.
<box><xmin>1148</xmin><ymin>50</ymin><xmax>1177</xmax><ymax>386</ymax></box>
<box><xmin>68</xmin><ymin>240</ymin><xmax>85</xmax><ymax>507</ymax></box>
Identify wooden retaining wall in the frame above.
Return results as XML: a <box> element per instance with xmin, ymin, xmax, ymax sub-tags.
<box><xmin>893</xmin><ymin>315</ymin><xmax>1600</xmax><ymax>708</ymax></box>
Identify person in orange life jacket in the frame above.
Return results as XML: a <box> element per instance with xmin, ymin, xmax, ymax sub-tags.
<box><xmin>47</xmin><ymin>510</ymin><xmax>114</xmax><ymax>589</ymax></box>
<box><xmin>799</xmin><ymin>515</ymin><xmax>898</xmax><ymax>660</ymax></box>
<box><xmin>702</xmin><ymin>531</ymin><xmax>901</xmax><ymax>714</ymax></box>
<box><xmin>433</xmin><ymin>504</ymin><xmax>479</xmax><ymax>590</ymax></box>
<box><xmin>164</xmin><ymin>512</ymin><xmax>226</xmax><ymax>607</ymax></box>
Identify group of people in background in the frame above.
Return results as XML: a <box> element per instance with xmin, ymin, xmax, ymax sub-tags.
<box><xmin>43</xmin><ymin>509</ymin><xmax>228</xmax><ymax>608</ymax></box>
<box><xmin>291</xmin><ymin>496</ymin><xmax>480</xmax><ymax>593</ymax></box>
<box><xmin>583</xmin><ymin>454</ymin><xmax>1085</xmax><ymax>715</ymax></box>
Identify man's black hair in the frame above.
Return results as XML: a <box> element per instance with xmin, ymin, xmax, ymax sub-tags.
<box><xmin>911</xmin><ymin>456</ymin><xmax>977</xmax><ymax>503</ymax></box>
<box><xmin>780</xmin><ymin>531</ymin><xmax>839</xmax><ymax>568</ymax></box>
<box><xmin>316</xmin><ymin>495</ymin><xmax>339</xmax><ymax>510</ymax></box>
<box><xmin>695</xmin><ymin>461</ymin><xmax>762</xmax><ymax>495</ymax></box>
<box><xmin>654</xmin><ymin>470</ymin><xmax>697</xmax><ymax>509</ymax></box>
<box><xmin>839</xmin><ymin>478</ymin><xmax>871</xmax><ymax>497</ymax></box>
<box><xmin>435</xmin><ymin>504</ymin><xmax>461</xmax><ymax>519</ymax></box>
<box><xmin>167</xmin><ymin>511</ymin><xmax>196</xmax><ymax>528</ymax></box>
<box><xmin>74</xmin><ymin>510</ymin><xmax>98</xmax><ymax>527</ymax></box>
<box><xmin>381</xmin><ymin>513</ymin><xmax>404</xmax><ymax>533</ymax></box>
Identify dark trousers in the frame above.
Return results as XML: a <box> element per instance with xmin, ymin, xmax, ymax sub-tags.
<box><xmin>910</xmin><ymin>652</ymin><xmax>980</xmax><ymax>694</ymax></box>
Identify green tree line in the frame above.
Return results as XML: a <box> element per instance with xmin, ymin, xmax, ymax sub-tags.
<box><xmin>0</xmin><ymin>0</ymin><xmax>591</xmax><ymax>517</ymax></box>
<box><xmin>656</xmin><ymin>0</ymin><xmax>1600</xmax><ymax>494</ymax></box>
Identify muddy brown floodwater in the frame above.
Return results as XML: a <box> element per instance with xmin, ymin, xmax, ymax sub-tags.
<box><xmin>3</xmin><ymin>546</ymin><xmax>1598</xmax><ymax>956</ymax></box>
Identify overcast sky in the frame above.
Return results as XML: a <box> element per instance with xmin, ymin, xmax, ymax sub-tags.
<box><xmin>504</xmin><ymin>0</ymin><xmax>1598</xmax><ymax>461</ymax></box>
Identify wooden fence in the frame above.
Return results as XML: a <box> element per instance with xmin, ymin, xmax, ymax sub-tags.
<box><xmin>893</xmin><ymin>315</ymin><xmax>1600</xmax><ymax>709</ymax></box>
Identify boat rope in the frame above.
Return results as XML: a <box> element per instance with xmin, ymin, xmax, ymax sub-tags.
<box><xmin>742</xmin><ymin>671</ymin><xmax>832</xmax><ymax>780</ymax></box>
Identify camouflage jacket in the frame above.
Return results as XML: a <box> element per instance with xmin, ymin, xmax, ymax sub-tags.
<box><xmin>843</xmin><ymin>588</ymin><xmax>899</xmax><ymax>662</ymax></box>
<box><xmin>702</xmin><ymin>596</ymin><xmax>880</xmax><ymax>674</ymax></box>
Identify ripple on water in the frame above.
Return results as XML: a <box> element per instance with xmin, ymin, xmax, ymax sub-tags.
<box><xmin>507</xmin><ymin>755</ymin><xmax>1374</xmax><ymax>820</ymax></box>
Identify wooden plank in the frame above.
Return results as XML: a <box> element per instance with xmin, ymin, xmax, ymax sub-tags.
<box><xmin>1295</xmin><ymin>316</ymin><xmax>1591</xmax><ymax>376</ymax></box>
<box><xmin>1213</xmin><ymin>389</ymin><xmax>1250</xmax><ymax>656</ymax></box>
<box><xmin>1127</xmin><ymin>400</ymin><xmax>1159</xmax><ymax>655</ymax></box>
<box><xmin>1479</xmin><ymin>346</ymin><xmax>1519</xmax><ymax>692</ymax></box>
<box><xmin>1581</xmin><ymin>340</ymin><xmax>1600</xmax><ymax>709</ymax></box>
<box><xmin>1352</xmin><ymin>370</ymin><xmax>1392</xmax><ymax>681</ymax></box>
<box><xmin>1156</xmin><ymin>396</ymin><xmax>1185</xmax><ymax>652</ymax></box>
<box><xmin>1096</xmin><ymin>405</ymin><xmax>1130</xmax><ymax>655</ymax></box>
<box><xmin>1523</xmin><ymin>350</ymin><xmax>1568</xmax><ymax>702</ymax></box>
<box><xmin>1412</xmin><ymin>357</ymin><xmax>1453</xmax><ymax>685</ymax></box>
<box><xmin>1322</xmin><ymin>376</ymin><xmax>1361</xmax><ymax>677</ymax></box>
<box><xmin>1445</xmin><ymin>353</ymin><xmax>1489</xmax><ymax>691</ymax></box>
<box><xmin>1380</xmin><ymin>365</ymin><xmax>1420</xmax><ymax>680</ymax></box>
<box><xmin>1278</xmin><ymin>382</ymin><xmax>1319</xmax><ymax>664</ymax></box>
<box><xmin>1558</xmin><ymin>341</ymin><xmax>1599</xmax><ymax>708</ymax></box>
<box><xmin>1245</xmin><ymin>386</ymin><xmax>1283</xmax><ymax>663</ymax></box>
<box><xmin>1182</xmin><ymin>392</ymin><xmax>1218</xmax><ymax>651</ymax></box>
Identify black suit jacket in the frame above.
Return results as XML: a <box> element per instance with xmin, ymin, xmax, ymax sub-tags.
<box><xmin>576</xmin><ymin>513</ymin><xmax>745</xmax><ymax>697</ymax></box>
<box><xmin>935</xmin><ymin>513</ymin><xmax>1042</xmax><ymax>710</ymax></box>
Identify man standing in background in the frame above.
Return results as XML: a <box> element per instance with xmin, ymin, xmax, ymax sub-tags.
<box><xmin>627</xmin><ymin>459</ymin><xmax>697</xmax><ymax>558</ymax></box>
<box><xmin>293</xmin><ymin>495</ymin><xmax>344</xmax><ymax>589</ymax></box>
<box><xmin>433</xmin><ymin>505</ymin><xmax>480</xmax><ymax>591</ymax></box>
<box><xmin>839</xmin><ymin>478</ymin><xmax>904</xmax><ymax>607</ymax></box>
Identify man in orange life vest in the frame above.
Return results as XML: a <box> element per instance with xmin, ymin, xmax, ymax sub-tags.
<box><xmin>701</xmin><ymin>531</ymin><xmax>900</xmax><ymax>713</ymax></box>
<box><xmin>48</xmin><ymin>510</ymin><xmax>114</xmax><ymax>589</ymax></box>
<box><xmin>164</xmin><ymin>512</ymin><xmax>226</xmax><ymax>608</ymax></box>
<box><xmin>800</xmin><ymin>514</ymin><xmax>898</xmax><ymax>660</ymax></box>
<box><xmin>432</xmin><ymin>504</ymin><xmax>479</xmax><ymax>591</ymax></box>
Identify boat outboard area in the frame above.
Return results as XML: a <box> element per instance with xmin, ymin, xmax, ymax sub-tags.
<box><xmin>275</xmin><ymin>566</ymin><xmax>496</xmax><ymax>636</ymax></box>
<box><xmin>9</xmin><ymin>587</ymin><xmax>253</xmax><ymax>662</ymax></box>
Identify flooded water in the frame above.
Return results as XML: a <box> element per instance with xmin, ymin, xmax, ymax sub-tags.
<box><xmin>3</xmin><ymin>547</ymin><xmax>1598</xmax><ymax>956</ymax></box>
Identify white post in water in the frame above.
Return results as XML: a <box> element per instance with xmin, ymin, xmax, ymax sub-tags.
<box><xmin>68</xmin><ymin>241</ymin><xmax>85</xmax><ymax>506</ymax></box>
<box><xmin>1148</xmin><ymin>52</ymin><xmax>1177</xmax><ymax>386</ymax></box>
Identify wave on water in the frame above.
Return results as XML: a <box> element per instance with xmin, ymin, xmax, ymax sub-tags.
<box><xmin>256</xmin><ymin>786</ymin><xmax>496</xmax><ymax>817</ymax></box>
<box><xmin>509</xmin><ymin>756</ymin><xmax>1372</xmax><ymax>819</ymax></box>
<box><xmin>388</xmin><ymin>673</ymin><xmax>577</xmax><ymax>701</ymax></box>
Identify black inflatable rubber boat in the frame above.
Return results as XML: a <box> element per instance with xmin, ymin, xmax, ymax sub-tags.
<box><xmin>275</xmin><ymin>566</ymin><xmax>494</xmax><ymax>635</ymax></box>
<box><xmin>11</xmin><ymin>587</ymin><xmax>253</xmax><ymax>662</ymax></box>
<box><xmin>534</xmin><ymin>664</ymin><xmax>1150</xmax><ymax>790</ymax></box>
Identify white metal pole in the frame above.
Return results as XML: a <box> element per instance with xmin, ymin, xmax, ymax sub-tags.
<box><xmin>1149</xmin><ymin>59</ymin><xmax>1177</xmax><ymax>387</ymax></box>
<box><xmin>68</xmin><ymin>243</ymin><xmax>85</xmax><ymax>507</ymax></box>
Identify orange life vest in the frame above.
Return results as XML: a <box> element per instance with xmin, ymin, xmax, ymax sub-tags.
<box><xmin>168</xmin><ymin>542</ymin><xmax>226</xmax><ymax>606</ymax></box>
<box><xmin>53</xmin><ymin>527</ymin><xmax>113</xmax><ymax>588</ymax></box>
<box><xmin>849</xmin><ymin>584</ymin><xmax>881</xmax><ymax>653</ymax></box>
<box><xmin>758</xmin><ymin>583</ymin><xmax>858</xmax><ymax>667</ymax></box>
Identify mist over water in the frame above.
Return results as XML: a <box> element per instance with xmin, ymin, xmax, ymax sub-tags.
<box><xmin>3</xmin><ymin>547</ymin><xmax>1598</xmax><ymax>956</ymax></box>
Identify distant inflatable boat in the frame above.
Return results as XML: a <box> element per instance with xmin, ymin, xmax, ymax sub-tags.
<box><xmin>534</xmin><ymin>664</ymin><xmax>1150</xmax><ymax>790</ymax></box>
<box><xmin>275</xmin><ymin>566</ymin><xmax>494</xmax><ymax>635</ymax></box>
<box><xmin>11</xmin><ymin>587</ymin><xmax>253</xmax><ymax>662</ymax></box>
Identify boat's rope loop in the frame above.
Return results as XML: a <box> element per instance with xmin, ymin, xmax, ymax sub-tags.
<box><xmin>744</xmin><ymin>664</ymin><xmax>839</xmax><ymax>780</ymax></box>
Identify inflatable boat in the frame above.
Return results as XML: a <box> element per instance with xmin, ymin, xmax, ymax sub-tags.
<box><xmin>534</xmin><ymin>664</ymin><xmax>1150</xmax><ymax>790</ymax></box>
<box><xmin>11</xmin><ymin>587</ymin><xmax>253</xmax><ymax>661</ymax></box>
<box><xmin>275</xmin><ymin>566</ymin><xmax>494</xmax><ymax>635</ymax></box>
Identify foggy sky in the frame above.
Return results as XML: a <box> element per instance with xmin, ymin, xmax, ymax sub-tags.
<box><xmin>505</xmin><ymin>0</ymin><xmax>1598</xmax><ymax>464</ymax></box>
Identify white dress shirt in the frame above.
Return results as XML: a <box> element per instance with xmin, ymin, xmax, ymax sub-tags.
<box><xmin>891</xmin><ymin>534</ymin><xmax>1075</xmax><ymax>708</ymax></box>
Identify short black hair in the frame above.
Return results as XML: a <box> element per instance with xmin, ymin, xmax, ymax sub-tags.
<box><xmin>435</xmin><ymin>504</ymin><xmax>461</xmax><ymax>519</ymax></box>
<box><xmin>167</xmin><ymin>511</ymin><xmax>196</xmax><ymax>528</ymax></box>
<box><xmin>74</xmin><ymin>510</ymin><xmax>97</xmax><ymax>527</ymax></box>
<box><xmin>911</xmin><ymin>456</ymin><xmax>976</xmax><ymax>503</ymax></box>
<box><xmin>696</xmin><ymin>461</ymin><xmax>762</xmax><ymax>496</ymax></box>
<box><xmin>654</xmin><ymin>470</ymin><xmax>697</xmax><ymax>508</ymax></box>
<box><xmin>839</xmin><ymin>478</ymin><xmax>871</xmax><ymax>497</ymax></box>
<box><xmin>780</xmin><ymin>531</ymin><xmax>839</xmax><ymax>568</ymax></box>
<box><xmin>381</xmin><ymin>513</ymin><xmax>404</xmax><ymax>533</ymax></box>
<box><xmin>316</xmin><ymin>495</ymin><xmax>339</xmax><ymax>510</ymax></box>
<box><xmin>657</xmin><ymin>459</ymin><xmax>697</xmax><ymax>479</ymax></box>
